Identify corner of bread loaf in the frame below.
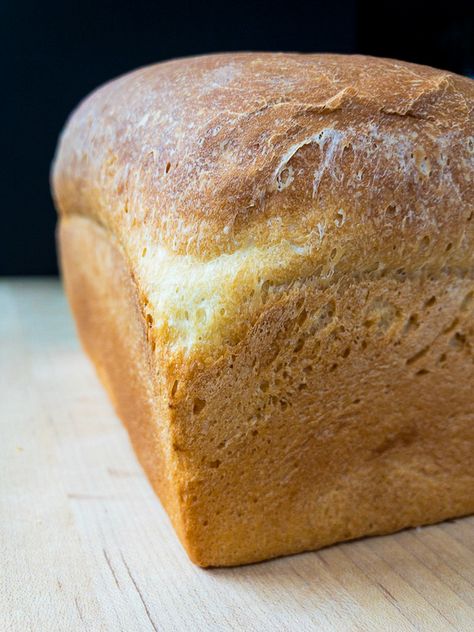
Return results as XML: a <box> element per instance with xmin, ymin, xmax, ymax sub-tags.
<box><xmin>149</xmin><ymin>253</ymin><xmax>474</xmax><ymax>566</ymax></box>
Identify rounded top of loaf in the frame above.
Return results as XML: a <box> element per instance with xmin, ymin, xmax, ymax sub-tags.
<box><xmin>52</xmin><ymin>52</ymin><xmax>474</xmax><ymax>264</ymax></box>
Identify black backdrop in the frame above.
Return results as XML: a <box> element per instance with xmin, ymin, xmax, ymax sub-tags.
<box><xmin>1</xmin><ymin>0</ymin><xmax>472</xmax><ymax>275</ymax></box>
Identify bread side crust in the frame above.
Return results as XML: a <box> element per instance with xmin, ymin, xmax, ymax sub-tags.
<box><xmin>171</xmin><ymin>267</ymin><xmax>474</xmax><ymax>566</ymax></box>
<box><xmin>58</xmin><ymin>216</ymin><xmax>188</xmax><ymax>545</ymax></box>
<box><xmin>59</xmin><ymin>215</ymin><xmax>474</xmax><ymax>567</ymax></box>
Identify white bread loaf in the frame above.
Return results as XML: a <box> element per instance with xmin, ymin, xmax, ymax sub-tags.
<box><xmin>52</xmin><ymin>53</ymin><xmax>474</xmax><ymax>566</ymax></box>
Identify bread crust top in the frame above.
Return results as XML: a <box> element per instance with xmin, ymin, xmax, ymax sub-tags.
<box><xmin>52</xmin><ymin>53</ymin><xmax>474</xmax><ymax>358</ymax></box>
<box><xmin>52</xmin><ymin>53</ymin><xmax>473</xmax><ymax>258</ymax></box>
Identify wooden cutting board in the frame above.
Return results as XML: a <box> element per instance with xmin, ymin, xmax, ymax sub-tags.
<box><xmin>2</xmin><ymin>279</ymin><xmax>473</xmax><ymax>632</ymax></box>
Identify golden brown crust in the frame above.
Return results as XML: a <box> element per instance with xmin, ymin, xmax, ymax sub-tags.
<box><xmin>58</xmin><ymin>217</ymin><xmax>185</xmax><ymax>543</ymax></box>
<box><xmin>59</xmin><ymin>215</ymin><xmax>474</xmax><ymax>566</ymax></box>
<box><xmin>52</xmin><ymin>52</ymin><xmax>473</xmax><ymax>262</ymax></box>
<box><xmin>52</xmin><ymin>53</ymin><xmax>474</xmax><ymax>368</ymax></box>
<box><xmin>173</xmin><ymin>268</ymin><xmax>474</xmax><ymax>565</ymax></box>
<box><xmin>53</xmin><ymin>54</ymin><xmax>474</xmax><ymax>566</ymax></box>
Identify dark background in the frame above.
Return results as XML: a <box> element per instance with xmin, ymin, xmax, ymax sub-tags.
<box><xmin>1</xmin><ymin>0</ymin><xmax>473</xmax><ymax>275</ymax></box>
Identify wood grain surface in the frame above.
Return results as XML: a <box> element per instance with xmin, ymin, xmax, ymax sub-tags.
<box><xmin>2</xmin><ymin>279</ymin><xmax>474</xmax><ymax>632</ymax></box>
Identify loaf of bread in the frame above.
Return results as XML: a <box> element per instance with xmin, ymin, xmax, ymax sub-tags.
<box><xmin>52</xmin><ymin>53</ymin><xmax>474</xmax><ymax>566</ymax></box>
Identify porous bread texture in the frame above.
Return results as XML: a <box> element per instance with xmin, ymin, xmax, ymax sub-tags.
<box><xmin>52</xmin><ymin>53</ymin><xmax>474</xmax><ymax>566</ymax></box>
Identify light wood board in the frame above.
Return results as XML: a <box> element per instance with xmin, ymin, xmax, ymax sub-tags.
<box><xmin>1</xmin><ymin>278</ymin><xmax>474</xmax><ymax>632</ymax></box>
